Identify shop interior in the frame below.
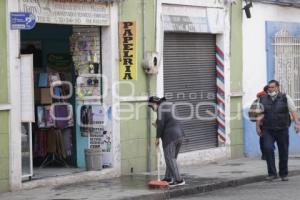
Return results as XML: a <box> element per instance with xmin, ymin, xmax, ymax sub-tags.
<box><xmin>20</xmin><ymin>23</ymin><xmax>108</xmax><ymax>180</ymax></box>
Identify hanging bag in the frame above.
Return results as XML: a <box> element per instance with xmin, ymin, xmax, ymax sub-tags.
<box><xmin>248</xmin><ymin>98</ymin><xmax>263</xmax><ymax>122</ymax></box>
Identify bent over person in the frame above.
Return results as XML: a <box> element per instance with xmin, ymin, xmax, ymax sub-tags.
<box><xmin>148</xmin><ymin>96</ymin><xmax>185</xmax><ymax>187</ymax></box>
<box><xmin>256</xmin><ymin>80</ymin><xmax>300</xmax><ymax>181</ymax></box>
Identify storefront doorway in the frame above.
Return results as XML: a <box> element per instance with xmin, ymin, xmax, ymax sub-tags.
<box><xmin>7</xmin><ymin>0</ymin><xmax>119</xmax><ymax>190</ymax></box>
<box><xmin>20</xmin><ymin>23</ymin><xmax>110</xmax><ymax>181</ymax></box>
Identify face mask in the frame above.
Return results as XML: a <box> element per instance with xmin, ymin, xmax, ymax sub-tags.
<box><xmin>268</xmin><ymin>91</ymin><xmax>277</xmax><ymax>97</ymax></box>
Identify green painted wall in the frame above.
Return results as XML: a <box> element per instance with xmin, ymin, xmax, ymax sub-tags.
<box><xmin>0</xmin><ymin>1</ymin><xmax>8</xmax><ymax>104</ymax></box>
<box><xmin>0</xmin><ymin>0</ymin><xmax>10</xmax><ymax>193</ymax></box>
<box><xmin>230</xmin><ymin>1</ymin><xmax>244</xmax><ymax>158</ymax></box>
<box><xmin>0</xmin><ymin>111</ymin><xmax>9</xmax><ymax>193</ymax></box>
<box><xmin>119</xmin><ymin>0</ymin><xmax>157</xmax><ymax>174</ymax></box>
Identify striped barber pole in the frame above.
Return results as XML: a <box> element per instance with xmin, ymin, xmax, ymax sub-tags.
<box><xmin>216</xmin><ymin>46</ymin><xmax>226</xmax><ymax>143</ymax></box>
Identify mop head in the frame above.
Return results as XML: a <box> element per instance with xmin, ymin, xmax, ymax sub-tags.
<box><xmin>148</xmin><ymin>180</ymin><xmax>169</xmax><ymax>189</ymax></box>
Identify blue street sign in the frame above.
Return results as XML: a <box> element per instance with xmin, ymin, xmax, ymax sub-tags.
<box><xmin>10</xmin><ymin>12</ymin><xmax>36</xmax><ymax>30</ymax></box>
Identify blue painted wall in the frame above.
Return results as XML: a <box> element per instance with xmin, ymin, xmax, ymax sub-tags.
<box><xmin>244</xmin><ymin>110</ymin><xmax>261</xmax><ymax>157</ymax></box>
<box><xmin>76</xmin><ymin>102</ymin><xmax>88</xmax><ymax>168</ymax></box>
<box><xmin>244</xmin><ymin>21</ymin><xmax>300</xmax><ymax>157</ymax></box>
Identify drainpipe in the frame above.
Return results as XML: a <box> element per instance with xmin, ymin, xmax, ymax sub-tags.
<box><xmin>142</xmin><ymin>0</ymin><xmax>152</xmax><ymax>172</ymax></box>
<box><xmin>146</xmin><ymin>74</ymin><xmax>152</xmax><ymax>173</ymax></box>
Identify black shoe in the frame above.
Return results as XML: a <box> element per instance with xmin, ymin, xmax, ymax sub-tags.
<box><xmin>265</xmin><ymin>175</ymin><xmax>278</xmax><ymax>181</ymax></box>
<box><xmin>261</xmin><ymin>155</ymin><xmax>266</xmax><ymax>160</ymax></box>
<box><xmin>281</xmin><ymin>176</ymin><xmax>289</xmax><ymax>181</ymax></box>
<box><xmin>169</xmin><ymin>179</ymin><xmax>185</xmax><ymax>187</ymax></box>
<box><xmin>162</xmin><ymin>178</ymin><xmax>173</xmax><ymax>184</ymax></box>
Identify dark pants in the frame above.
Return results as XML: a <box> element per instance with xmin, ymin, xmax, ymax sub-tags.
<box><xmin>260</xmin><ymin>135</ymin><xmax>276</xmax><ymax>157</ymax></box>
<box><xmin>263</xmin><ymin>128</ymin><xmax>289</xmax><ymax>177</ymax></box>
<box><xmin>259</xmin><ymin>136</ymin><xmax>264</xmax><ymax>157</ymax></box>
<box><xmin>163</xmin><ymin>139</ymin><xmax>183</xmax><ymax>182</ymax></box>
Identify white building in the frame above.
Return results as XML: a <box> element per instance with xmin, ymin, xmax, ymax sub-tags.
<box><xmin>243</xmin><ymin>0</ymin><xmax>300</xmax><ymax>157</ymax></box>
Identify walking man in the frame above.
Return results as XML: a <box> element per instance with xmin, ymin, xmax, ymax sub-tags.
<box><xmin>148</xmin><ymin>96</ymin><xmax>185</xmax><ymax>186</ymax></box>
<box><xmin>256</xmin><ymin>80</ymin><xmax>300</xmax><ymax>181</ymax></box>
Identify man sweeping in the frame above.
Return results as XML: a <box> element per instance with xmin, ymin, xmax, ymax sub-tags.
<box><xmin>148</xmin><ymin>96</ymin><xmax>185</xmax><ymax>187</ymax></box>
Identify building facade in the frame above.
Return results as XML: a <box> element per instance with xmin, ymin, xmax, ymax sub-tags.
<box><xmin>155</xmin><ymin>0</ymin><xmax>233</xmax><ymax>165</ymax></box>
<box><xmin>243</xmin><ymin>0</ymin><xmax>300</xmax><ymax>157</ymax></box>
<box><xmin>4</xmin><ymin>0</ymin><xmax>121</xmax><ymax>191</ymax></box>
<box><xmin>0</xmin><ymin>0</ymin><xmax>244</xmax><ymax>192</ymax></box>
<box><xmin>120</xmin><ymin>0</ymin><xmax>243</xmax><ymax>174</ymax></box>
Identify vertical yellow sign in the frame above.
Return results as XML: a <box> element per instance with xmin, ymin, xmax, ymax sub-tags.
<box><xmin>119</xmin><ymin>21</ymin><xmax>137</xmax><ymax>80</ymax></box>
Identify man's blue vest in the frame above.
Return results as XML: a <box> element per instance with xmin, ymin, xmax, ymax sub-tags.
<box><xmin>260</xmin><ymin>93</ymin><xmax>290</xmax><ymax>130</ymax></box>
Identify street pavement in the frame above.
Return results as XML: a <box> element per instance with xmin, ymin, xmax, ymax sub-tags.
<box><xmin>174</xmin><ymin>175</ymin><xmax>300</xmax><ymax>200</ymax></box>
<box><xmin>1</xmin><ymin>157</ymin><xmax>300</xmax><ymax>200</ymax></box>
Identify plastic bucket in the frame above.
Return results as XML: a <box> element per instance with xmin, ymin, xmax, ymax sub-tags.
<box><xmin>84</xmin><ymin>148</ymin><xmax>102</xmax><ymax>171</ymax></box>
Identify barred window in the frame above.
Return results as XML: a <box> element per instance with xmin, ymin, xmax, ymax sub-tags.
<box><xmin>273</xmin><ymin>28</ymin><xmax>300</xmax><ymax>112</ymax></box>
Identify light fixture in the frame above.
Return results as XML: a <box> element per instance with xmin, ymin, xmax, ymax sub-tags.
<box><xmin>243</xmin><ymin>0</ymin><xmax>253</xmax><ymax>19</ymax></box>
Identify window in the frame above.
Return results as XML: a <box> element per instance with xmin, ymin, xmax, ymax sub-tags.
<box><xmin>273</xmin><ymin>28</ymin><xmax>300</xmax><ymax>111</ymax></box>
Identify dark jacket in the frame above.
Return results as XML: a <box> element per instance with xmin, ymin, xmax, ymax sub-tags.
<box><xmin>156</xmin><ymin>102</ymin><xmax>185</xmax><ymax>146</ymax></box>
<box><xmin>260</xmin><ymin>93</ymin><xmax>290</xmax><ymax>130</ymax></box>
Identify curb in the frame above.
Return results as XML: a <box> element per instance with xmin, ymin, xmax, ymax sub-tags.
<box><xmin>119</xmin><ymin>170</ymin><xmax>300</xmax><ymax>200</ymax></box>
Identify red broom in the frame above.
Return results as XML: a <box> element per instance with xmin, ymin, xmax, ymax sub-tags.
<box><xmin>148</xmin><ymin>144</ymin><xmax>169</xmax><ymax>189</ymax></box>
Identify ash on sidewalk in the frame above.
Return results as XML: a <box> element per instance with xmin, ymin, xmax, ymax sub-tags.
<box><xmin>1</xmin><ymin>158</ymin><xmax>300</xmax><ymax>200</ymax></box>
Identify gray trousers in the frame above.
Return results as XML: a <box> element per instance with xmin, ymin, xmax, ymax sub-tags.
<box><xmin>163</xmin><ymin>138</ymin><xmax>183</xmax><ymax>182</ymax></box>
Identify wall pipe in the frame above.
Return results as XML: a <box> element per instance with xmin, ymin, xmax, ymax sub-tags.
<box><xmin>142</xmin><ymin>0</ymin><xmax>152</xmax><ymax>172</ymax></box>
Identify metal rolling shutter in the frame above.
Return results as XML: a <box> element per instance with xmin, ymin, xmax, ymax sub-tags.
<box><xmin>163</xmin><ymin>32</ymin><xmax>218</xmax><ymax>152</ymax></box>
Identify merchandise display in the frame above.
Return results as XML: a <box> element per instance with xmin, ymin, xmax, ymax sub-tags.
<box><xmin>34</xmin><ymin>70</ymin><xmax>74</xmax><ymax>167</ymax></box>
<box><xmin>21</xmin><ymin>24</ymin><xmax>112</xmax><ymax>171</ymax></box>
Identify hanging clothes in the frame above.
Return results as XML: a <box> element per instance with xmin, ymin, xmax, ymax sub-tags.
<box><xmin>54</xmin><ymin>104</ymin><xmax>70</xmax><ymax>129</ymax></box>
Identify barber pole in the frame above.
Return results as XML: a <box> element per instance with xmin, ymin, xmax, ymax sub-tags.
<box><xmin>216</xmin><ymin>46</ymin><xmax>226</xmax><ymax>143</ymax></box>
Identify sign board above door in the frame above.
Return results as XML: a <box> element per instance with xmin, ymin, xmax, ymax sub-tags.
<box><xmin>19</xmin><ymin>0</ymin><xmax>110</xmax><ymax>26</ymax></box>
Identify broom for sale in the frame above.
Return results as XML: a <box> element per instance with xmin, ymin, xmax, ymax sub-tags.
<box><xmin>148</xmin><ymin>143</ymin><xmax>169</xmax><ymax>189</ymax></box>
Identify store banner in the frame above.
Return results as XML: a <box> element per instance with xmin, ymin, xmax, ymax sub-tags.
<box><xmin>119</xmin><ymin>21</ymin><xmax>137</xmax><ymax>80</ymax></box>
<box><xmin>162</xmin><ymin>5</ymin><xmax>224</xmax><ymax>34</ymax></box>
<box><xmin>19</xmin><ymin>0</ymin><xmax>110</xmax><ymax>26</ymax></box>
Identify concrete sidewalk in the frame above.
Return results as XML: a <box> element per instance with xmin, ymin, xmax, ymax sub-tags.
<box><xmin>1</xmin><ymin>157</ymin><xmax>300</xmax><ymax>200</ymax></box>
